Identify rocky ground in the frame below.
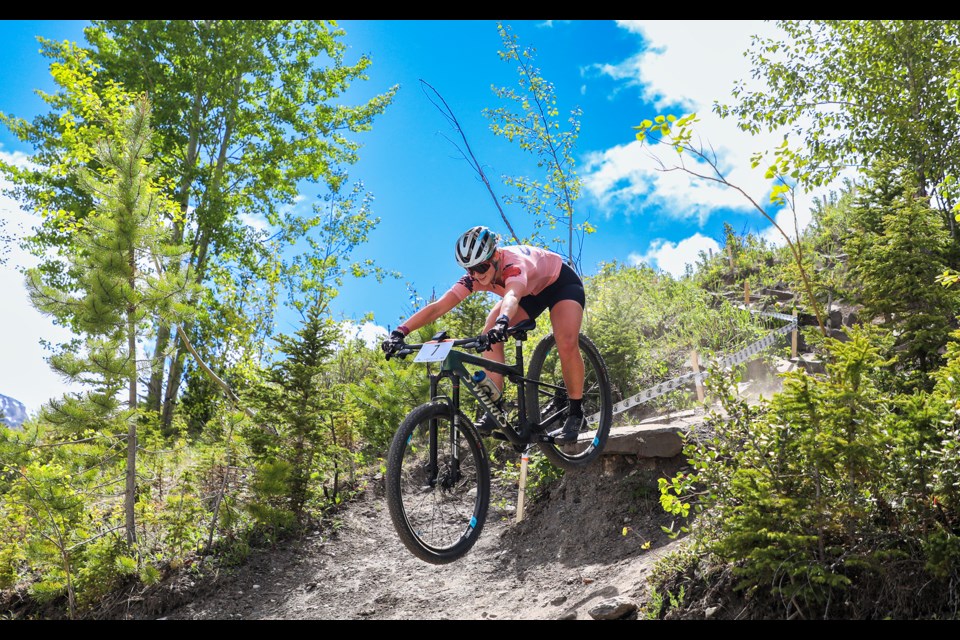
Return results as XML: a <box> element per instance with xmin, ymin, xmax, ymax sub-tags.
<box><xmin>5</xmin><ymin>357</ymin><xmax>796</xmax><ymax>622</ymax></box>
<box><xmin>117</xmin><ymin>451</ymin><xmax>692</xmax><ymax>622</ymax></box>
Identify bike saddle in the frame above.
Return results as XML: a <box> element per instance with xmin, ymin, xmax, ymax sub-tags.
<box><xmin>509</xmin><ymin>319</ymin><xmax>536</xmax><ymax>332</ymax></box>
<box><xmin>509</xmin><ymin>319</ymin><xmax>536</xmax><ymax>340</ymax></box>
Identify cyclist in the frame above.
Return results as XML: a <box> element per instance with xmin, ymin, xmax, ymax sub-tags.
<box><xmin>381</xmin><ymin>225</ymin><xmax>586</xmax><ymax>444</ymax></box>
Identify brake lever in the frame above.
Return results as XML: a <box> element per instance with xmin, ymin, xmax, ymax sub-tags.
<box><xmin>472</xmin><ymin>336</ymin><xmax>491</xmax><ymax>353</ymax></box>
<box><xmin>385</xmin><ymin>348</ymin><xmax>406</xmax><ymax>361</ymax></box>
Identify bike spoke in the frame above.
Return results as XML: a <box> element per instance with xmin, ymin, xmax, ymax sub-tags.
<box><xmin>392</xmin><ymin>413</ymin><xmax>485</xmax><ymax>557</ymax></box>
<box><xmin>525</xmin><ymin>333</ymin><xmax>612</xmax><ymax>469</ymax></box>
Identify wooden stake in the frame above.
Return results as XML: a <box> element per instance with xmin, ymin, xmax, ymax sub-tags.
<box><xmin>517</xmin><ymin>454</ymin><xmax>529</xmax><ymax>522</ymax></box>
<box><xmin>690</xmin><ymin>350</ymin><xmax>705</xmax><ymax>403</ymax></box>
<box><xmin>744</xmin><ymin>280</ymin><xmax>750</xmax><ymax>306</ymax></box>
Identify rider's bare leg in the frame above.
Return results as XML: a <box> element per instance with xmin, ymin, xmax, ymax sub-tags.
<box><xmin>549</xmin><ymin>299</ymin><xmax>585</xmax><ymax>400</ymax></box>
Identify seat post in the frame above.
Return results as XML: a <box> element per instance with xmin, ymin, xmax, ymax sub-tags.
<box><xmin>514</xmin><ymin>336</ymin><xmax>526</xmax><ymax>427</ymax></box>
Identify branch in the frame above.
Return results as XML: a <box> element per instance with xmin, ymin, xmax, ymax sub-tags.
<box><xmin>642</xmin><ymin>127</ymin><xmax>827</xmax><ymax>336</ymax></box>
<box><xmin>419</xmin><ymin>80</ymin><xmax>520</xmax><ymax>244</ymax></box>
<box><xmin>151</xmin><ymin>254</ymin><xmax>276</xmax><ymax>435</ymax></box>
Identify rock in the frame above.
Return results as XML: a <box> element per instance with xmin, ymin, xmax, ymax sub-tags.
<box><xmin>828</xmin><ymin>328</ymin><xmax>850</xmax><ymax>342</ymax></box>
<box><xmin>828</xmin><ymin>308</ymin><xmax>843</xmax><ymax>329</ymax></box>
<box><xmin>791</xmin><ymin>355</ymin><xmax>826</xmax><ymax>375</ymax></box>
<box><xmin>603</xmin><ymin>424</ymin><xmax>683</xmax><ymax>458</ymax></box>
<box><xmin>757</xmin><ymin>287</ymin><xmax>795</xmax><ymax>301</ymax></box>
<box><xmin>588</xmin><ymin>596</ymin><xmax>638</xmax><ymax>620</ymax></box>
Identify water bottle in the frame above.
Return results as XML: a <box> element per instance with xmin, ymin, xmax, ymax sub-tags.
<box><xmin>471</xmin><ymin>370</ymin><xmax>502</xmax><ymax>404</ymax></box>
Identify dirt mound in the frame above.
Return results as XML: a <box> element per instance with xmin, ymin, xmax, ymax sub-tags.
<box><xmin>96</xmin><ymin>451</ymin><xmax>689</xmax><ymax>621</ymax></box>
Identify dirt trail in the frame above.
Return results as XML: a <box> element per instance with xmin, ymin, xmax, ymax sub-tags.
<box><xmin>107</xmin><ymin>368</ymin><xmax>791</xmax><ymax>621</ymax></box>
<box><xmin>147</xmin><ymin>455</ymin><xmax>687</xmax><ymax>621</ymax></box>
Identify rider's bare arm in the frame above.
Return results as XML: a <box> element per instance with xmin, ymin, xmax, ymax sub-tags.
<box><xmin>497</xmin><ymin>282</ymin><xmax>524</xmax><ymax>324</ymax></box>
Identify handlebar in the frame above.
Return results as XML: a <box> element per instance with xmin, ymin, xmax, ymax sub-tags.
<box><xmin>387</xmin><ymin>335</ymin><xmax>482</xmax><ymax>360</ymax></box>
<box><xmin>385</xmin><ymin>319</ymin><xmax>536</xmax><ymax>360</ymax></box>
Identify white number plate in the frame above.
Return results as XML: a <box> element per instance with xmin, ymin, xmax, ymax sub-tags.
<box><xmin>413</xmin><ymin>340</ymin><xmax>454</xmax><ymax>363</ymax></box>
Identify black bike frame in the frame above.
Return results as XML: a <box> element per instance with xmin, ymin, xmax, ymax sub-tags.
<box><xmin>427</xmin><ymin>334</ymin><xmax>567</xmax><ymax>448</ymax></box>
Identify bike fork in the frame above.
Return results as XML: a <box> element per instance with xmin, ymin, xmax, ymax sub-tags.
<box><xmin>450</xmin><ymin>376</ymin><xmax>462</xmax><ymax>481</ymax></box>
<box><xmin>424</xmin><ymin>373</ymin><xmax>463</xmax><ymax>488</ymax></box>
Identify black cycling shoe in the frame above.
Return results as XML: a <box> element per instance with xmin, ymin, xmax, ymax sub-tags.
<box><xmin>552</xmin><ymin>414</ymin><xmax>583</xmax><ymax>444</ymax></box>
<box><xmin>474</xmin><ymin>400</ymin><xmax>505</xmax><ymax>436</ymax></box>
<box><xmin>474</xmin><ymin>413</ymin><xmax>497</xmax><ymax>435</ymax></box>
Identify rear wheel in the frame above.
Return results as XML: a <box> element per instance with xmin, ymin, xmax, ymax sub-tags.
<box><xmin>385</xmin><ymin>401</ymin><xmax>490</xmax><ymax>564</ymax></box>
<box><xmin>525</xmin><ymin>333</ymin><xmax>612</xmax><ymax>469</ymax></box>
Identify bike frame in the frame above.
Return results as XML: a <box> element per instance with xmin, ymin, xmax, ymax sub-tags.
<box><xmin>427</xmin><ymin>332</ymin><xmax>567</xmax><ymax>449</ymax></box>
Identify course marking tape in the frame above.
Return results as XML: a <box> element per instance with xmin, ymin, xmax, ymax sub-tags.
<box><xmin>585</xmin><ymin>309</ymin><xmax>797</xmax><ymax>425</ymax></box>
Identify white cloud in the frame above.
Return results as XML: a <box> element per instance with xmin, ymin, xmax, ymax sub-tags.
<box><xmin>629</xmin><ymin>232</ymin><xmax>721</xmax><ymax>278</ymax></box>
<box><xmin>584</xmin><ymin>21</ymin><xmax>788</xmax><ymax>223</ymax></box>
<box><xmin>612</xmin><ymin>21</ymin><xmax>777</xmax><ymax>111</ymax></box>
<box><xmin>1</xmin><ymin>153</ymin><xmax>83</xmax><ymax>416</ymax></box>
<box><xmin>581</xmin><ymin>140</ymin><xmax>759</xmax><ymax>224</ymax></box>
<box><xmin>238</xmin><ymin>210</ymin><xmax>272</xmax><ymax>234</ymax></box>
<box><xmin>338</xmin><ymin>320</ymin><xmax>387</xmax><ymax>350</ymax></box>
<box><xmin>581</xmin><ymin>19</ymin><xmax>854</xmax><ymax>276</ymax></box>
<box><xmin>759</xmin><ymin>199</ymin><xmax>815</xmax><ymax>248</ymax></box>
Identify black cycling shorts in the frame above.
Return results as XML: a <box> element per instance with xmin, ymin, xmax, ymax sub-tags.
<box><xmin>518</xmin><ymin>263</ymin><xmax>585</xmax><ymax>321</ymax></box>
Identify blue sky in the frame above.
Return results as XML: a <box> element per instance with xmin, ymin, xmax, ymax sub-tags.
<box><xmin>1</xmin><ymin>20</ymin><xmax>825</xmax><ymax>414</ymax></box>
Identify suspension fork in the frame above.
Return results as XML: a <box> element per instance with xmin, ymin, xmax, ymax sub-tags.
<box><xmin>422</xmin><ymin>372</ymin><xmax>440</xmax><ymax>487</ymax></box>
<box><xmin>449</xmin><ymin>374</ymin><xmax>463</xmax><ymax>481</ymax></box>
<box><xmin>425</xmin><ymin>371</ymin><xmax>463</xmax><ymax>487</ymax></box>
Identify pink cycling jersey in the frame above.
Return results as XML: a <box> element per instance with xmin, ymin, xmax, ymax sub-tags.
<box><xmin>447</xmin><ymin>245</ymin><xmax>563</xmax><ymax>302</ymax></box>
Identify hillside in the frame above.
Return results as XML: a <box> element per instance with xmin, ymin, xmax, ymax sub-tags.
<box><xmin>83</xmin><ymin>372</ymin><xmax>789</xmax><ymax>621</ymax></box>
<box><xmin>0</xmin><ymin>304</ymin><xmax>809</xmax><ymax>622</ymax></box>
<box><xmin>124</xmin><ymin>452</ymin><xmax>691</xmax><ymax>621</ymax></box>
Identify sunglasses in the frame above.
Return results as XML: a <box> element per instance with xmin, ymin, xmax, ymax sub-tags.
<box><xmin>467</xmin><ymin>261</ymin><xmax>492</xmax><ymax>275</ymax></box>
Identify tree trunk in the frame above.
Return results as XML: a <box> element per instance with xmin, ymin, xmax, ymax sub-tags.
<box><xmin>62</xmin><ymin>549</ymin><xmax>76</xmax><ymax>620</ymax></box>
<box><xmin>125</xmin><ymin>257</ymin><xmax>138</xmax><ymax>548</ymax></box>
<box><xmin>146</xmin><ymin>323</ymin><xmax>169</xmax><ymax>413</ymax></box>
<box><xmin>161</xmin><ymin>335</ymin><xmax>186</xmax><ymax>435</ymax></box>
<box><xmin>159</xmin><ymin>76</ymin><xmax>237</xmax><ymax>434</ymax></box>
<box><xmin>151</xmin><ymin>77</ymin><xmax>203</xmax><ymax>417</ymax></box>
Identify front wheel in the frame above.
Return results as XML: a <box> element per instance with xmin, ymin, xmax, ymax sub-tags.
<box><xmin>525</xmin><ymin>333</ymin><xmax>613</xmax><ymax>469</ymax></box>
<box><xmin>385</xmin><ymin>401</ymin><xmax>490</xmax><ymax>564</ymax></box>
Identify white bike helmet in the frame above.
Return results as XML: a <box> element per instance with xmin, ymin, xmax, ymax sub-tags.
<box><xmin>454</xmin><ymin>226</ymin><xmax>497</xmax><ymax>269</ymax></box>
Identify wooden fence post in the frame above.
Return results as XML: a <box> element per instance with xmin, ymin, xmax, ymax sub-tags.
<box><xmin>690</xmin><ymin>350</ymin><xmax>705</xmax><ymax>403</ymax></box>
<box><xmin>516</xmin><ymin>453</ymin><xmax>529</xmax><ymax>522</ymax></box>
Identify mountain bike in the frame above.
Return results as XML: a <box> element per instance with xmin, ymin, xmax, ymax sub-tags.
<box><xmin>383</xmin><ymin>319</ymin><xmax>613</xmax><ymax>564</ymax></box>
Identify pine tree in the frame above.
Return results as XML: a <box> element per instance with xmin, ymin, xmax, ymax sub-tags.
<box><xmin>844</xmin><ymin>157</ymin><xmax>960</xmax><ymax>390</ymax></box>
<box><xmin>245</xmin><ymin>303</ymin><xmax>340</xmax><ymax>523</ymax></box>
<box><xmin>25</xmin><ymin>96</ymin><xmax>195</xmax><ymax>547</ymax></box>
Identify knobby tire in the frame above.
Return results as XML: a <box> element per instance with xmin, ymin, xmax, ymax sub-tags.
<box><xmin>525</xmin><ymin>332</ymin><xmax>613</xmax><ymax>469</ymax></box>
<box><xmin>385</xmin><ymin>401</ymin><xmax>490</xmax><ymax>564</ymax></box>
